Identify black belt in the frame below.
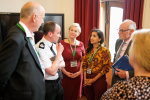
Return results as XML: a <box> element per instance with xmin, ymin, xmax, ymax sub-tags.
<box><xmin>45</xmin><ymin>77</ymin><xmax>60</xmax><ymax>83</ymax></box>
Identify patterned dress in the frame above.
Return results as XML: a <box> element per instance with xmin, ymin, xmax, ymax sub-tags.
<box><xmin>101</xmin><ymin>76</ymin><xmax>150</xmax><ymax>100</ymax></box>
<box><xmin>82</xmin><ymin>46</ymin><xmax>111</xmax><ymax>100</ymax></box>
<box><xmin>60</xmin><ymin>40</ymin><xmax>85</xmax><ymax>100</ymax></box>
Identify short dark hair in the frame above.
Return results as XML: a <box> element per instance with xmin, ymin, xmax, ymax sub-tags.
<box><xmin>43</xmin><ymin>21</ymin><xmax>56</xmax><ymax>35</ymax></box>
<box><xmin>87</xmin><ymin>29</ymin><xmax>104</xmax><ymax>53</ymax></box>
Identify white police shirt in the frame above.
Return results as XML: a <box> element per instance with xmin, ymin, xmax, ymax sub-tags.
<box><xmin>36</xmin><ymin>37</ymin><xmax>63</xmax><ymax>80</ymax></box>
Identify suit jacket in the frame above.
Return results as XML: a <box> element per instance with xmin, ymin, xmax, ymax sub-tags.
<box><xmin>111</xmin><ymin>39</ymin><xmax>134</xmax><ymax>86</ymax></box>
<box><xmin>0</xmin><ymin>25</ymin><xmax>45</xmax><ymax>100</ymax></box>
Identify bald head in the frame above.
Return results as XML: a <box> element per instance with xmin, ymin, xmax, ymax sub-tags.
<box><xmin>20</xmin><ymin>1</ymin><xmax>45</xmax><ymax>18</ymax></box>
<box><xmin>121</xmin><ymin>19</ymin><xmax>136</xmax><ymax>31</ymax></box>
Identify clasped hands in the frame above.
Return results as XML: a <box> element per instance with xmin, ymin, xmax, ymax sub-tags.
<box><xmin>83</xmin><ymin>79</ymin><xmax>93</xmax><ymax>87</ymax></box>
<box><xmin>66</xmin><ymin>71</ymin><xmax>80</xmax><ymax>78</ymax></box>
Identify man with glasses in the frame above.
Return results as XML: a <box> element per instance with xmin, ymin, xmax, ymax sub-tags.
<box><xmin>111</xmin><ymin>19</ymin><xmax>136</xmax><ymax>86</ymax></box>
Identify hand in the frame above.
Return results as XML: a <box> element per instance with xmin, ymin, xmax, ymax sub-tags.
<box><xmin>58</xmin><ymin>67</ymin><xmax>64</xmax><ymax>70</ymax></box>
<box><xmin>116</xmin><ymin>68</ymin><xmax>126</xmax><ymax>79</ymax></box>
<box><xmin>69</xmin><ymin>72</ymin><xmax>80</xmax><ymax>78</ymax></box>
<box><xmin>56</xmin><ymin>43</ymin><xmax>64</xmax><ymax>55</ymax></box>
<box><xmin>87</xmin><ymin>79</ymin><xmax>94</xmax><ymax>84</ymax></box>
<box><xmin>66</xmin><ymin>72</ymin><xmax>74</xmax><ymax>77</ymax></box>
<box><xmin>83</xmin><ymin>79</ymin><xmax>93</xmax><ymax>87</ymax></box>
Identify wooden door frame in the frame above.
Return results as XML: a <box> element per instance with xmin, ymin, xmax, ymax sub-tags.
<box><xmin>104</xmin><ymin>1</ymin><xmax>123</xmax><ymax>48</ymax></box>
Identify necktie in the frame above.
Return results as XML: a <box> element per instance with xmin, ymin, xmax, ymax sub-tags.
<box><xmin>115</xmin><ymin>42</ymin><xmax>125</xmax><ymax>63</ymax></box>
<box><xmin>50</xmin><ymin>43</ymin><xmax>63</xmax><ymax>79</ymax></box>
<box><xmin>112</xmin><ymin>42</ymin><xmax>125</xmax><ymax>75</ymax></box>
<box><xmin>50</xmin><ymin>44</ymin><xmax>56</xmax><ymax>55</ymax></box>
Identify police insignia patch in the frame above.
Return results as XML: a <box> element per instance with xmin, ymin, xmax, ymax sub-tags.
<box><xmin>39</xmin><ymin>42</ymin><xmax>45</xmax><ymax>49</ymax></box>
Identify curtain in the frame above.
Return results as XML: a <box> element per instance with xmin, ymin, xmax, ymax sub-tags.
<box><xmin>75</xmin><ymin>0</ymin><xmax>100</xmax><ymax>48</ymax></box>
<box><xmin>123</xmin><ymin>0</ymin><xmax>144</xmax><ymax>29</ymax></box>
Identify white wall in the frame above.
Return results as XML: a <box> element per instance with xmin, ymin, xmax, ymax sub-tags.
<box><xmin>142</xmin><ymin>0</ymin><xmax>150</xmax><ymax>29</ymax></box>
<box><xmin>0</xmin><ymin>0</ymin><xmax>74</xmax><ymax>38</ymax></box>
<box><xmin>60</xmin><ymin>0</ymin><xmax>74</xmax><ymax>38</ymax></box>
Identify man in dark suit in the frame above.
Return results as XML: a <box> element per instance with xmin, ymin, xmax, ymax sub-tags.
<box><xmin>111</xmin><ymin>19</ymin><xmax>136</xmax><ymax>86</ymax></box>
<box><xmin>0</xmin><ymin>2</ymin><xmax>46</xmax><ymax>100</ymax></box>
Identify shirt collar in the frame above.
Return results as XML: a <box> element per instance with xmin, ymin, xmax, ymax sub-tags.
<box><xmin>123</xmin><ymin>38</ymin><xmax>131</xmax><ymax>45</ymax></box>
<box><xmin>41</xmin><ymin>37</ymin><xmax>53</xmax><ymax>47</ymax></box>
<box><xmin>19</xmin><ymin>21</ymin><xmax>34</xmax><ymax>38</ymax></box>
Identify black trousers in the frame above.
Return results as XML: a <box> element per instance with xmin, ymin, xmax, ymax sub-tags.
<box><xmin>45</xmin><ymin>77</ymin><xmax>64</xmax><ymax>100</ymax></box>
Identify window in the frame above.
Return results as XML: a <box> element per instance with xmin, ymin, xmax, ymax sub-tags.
<box><xmin>109</xmin><ymin>7</ymin><xmax>123</xmax><ymax>62</ymax></box>
<box><xmin>100</xmin><ymin>0</ymin><xmax>123</xmax><ymax>62</ymax></box>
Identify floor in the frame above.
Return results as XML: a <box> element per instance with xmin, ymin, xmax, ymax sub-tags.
<box><xmin>78</xmin><ymin>95</ymin><xmax>87</xmax><ymax>100</ymax></box>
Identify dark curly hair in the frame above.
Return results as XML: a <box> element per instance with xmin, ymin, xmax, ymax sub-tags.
<box><xmin>86</xmin><ymin>29</ymin><xmax>104</xmax><ymax>53</ymax></box>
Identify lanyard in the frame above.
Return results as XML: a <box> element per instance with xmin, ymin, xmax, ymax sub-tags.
<box><xmin>16</xmin><ymin>23</ymin><xmax>40</xmax><ymax>57</ymax></box>
<box><xmin>89</xmin><ymin>45</ymin><xmax>101</xmax><ymax>64</ymax></box>
<box><xmin>17</xmin><ymin>23</ymin><xmax>45</xmax><ymax>72</ymax></box>
<box><xmin>17</xmin><ymin>23</ymin><xmax>25</xmax><ymax>32</ymax></box>
<box><xmin>68</xmin><ymin>39</ymin><xmax>76</xmax><ymax>60</ymax></box>
<box><xmin>28</xmin><ymin>37</ymin><xmax>40</xmax><ymax>56</ymax></box>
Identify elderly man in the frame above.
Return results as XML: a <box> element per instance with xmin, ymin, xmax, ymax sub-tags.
<box><xmin>111</xmin><ymin>19</ymin><xmax>136</xmax><ymax>86</ymax></box>
<box><xmin>0</xmin><ymin>2</ymin><xmax>46</xmax><ymax>100</ymax></box>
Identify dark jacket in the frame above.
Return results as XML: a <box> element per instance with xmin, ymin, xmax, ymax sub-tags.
<box><xmin>0</xmin><ymin>25</ymin><xmax>45</xmax><ymax>100</ymax></box>
<box><xmin>111</xmin><ymin>39</ymin><xmax>134</xmax><ymax>86</ymax></box>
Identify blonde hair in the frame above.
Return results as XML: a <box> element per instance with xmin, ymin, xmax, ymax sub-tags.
<box><xmin>130</xmin><ymin>29</ymin><xmax>150</xmax><ymax>71</ymax></box>
<box><xmin>69</xmin><ymin>23</ymin><xmax>81</xmax><ymax>34</ymax></box>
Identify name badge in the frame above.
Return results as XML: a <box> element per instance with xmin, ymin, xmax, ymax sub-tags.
<box><xmin>87</xmin><ymin>68</ymin><xmax>91</xmax><ymax>74</ymax></box>
<box><xmin>70</xmin><ymin>60</ymin><xmax>77</xmax><ymax>67</ymax></box>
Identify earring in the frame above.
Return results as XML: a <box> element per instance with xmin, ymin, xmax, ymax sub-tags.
<box><xmin>98</xmin><ymin>42</ymin><xmax>101</xmax><ymax>45</ymax></box>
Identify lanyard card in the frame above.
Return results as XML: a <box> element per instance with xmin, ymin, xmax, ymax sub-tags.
<box><xmin>70</xmin><ymin>60</ymin><xmax>77</xmax><ymax>67</ymax></box>
<box><xmin>87</xmin><ymin>68</ymin><xmax>91</xmax><ymax>74</ymax></box>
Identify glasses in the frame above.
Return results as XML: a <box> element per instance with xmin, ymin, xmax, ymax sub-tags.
<box><xmin>117</xmin><ymin>29</ymin><xmax>131</xmax><ymax>33</ymax></box>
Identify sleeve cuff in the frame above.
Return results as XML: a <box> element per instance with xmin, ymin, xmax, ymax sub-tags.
<box><xmin>126</xmin><ymin>71</ymin><xmax>129</xmax><ymax>81</ymax></box>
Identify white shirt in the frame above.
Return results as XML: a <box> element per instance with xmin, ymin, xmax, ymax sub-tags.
<box><xmin>19</xmin><ymin>21</ymin><xmax>45</xmax><ymax>75</ymax></box>
<box><xmin>36</xmin><ymin>37</ymin><xmax>63</xmax><ymax>80</ymax></box>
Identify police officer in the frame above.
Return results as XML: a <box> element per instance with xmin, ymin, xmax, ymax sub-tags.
<box><xmin>36</xmin><ymin>21</ymin><xmax>65</xmax><ymax>100</ymax></box>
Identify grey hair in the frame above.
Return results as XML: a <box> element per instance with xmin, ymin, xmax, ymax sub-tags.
<box><xmin>123</xmin><ymin>19</ymin><xmax>136</xmax><ymax>31</ymax></box>
<box><xmin>69</xmin><ymin>23</ymin><xmax>81</xmax><ymax>33</ymax></box>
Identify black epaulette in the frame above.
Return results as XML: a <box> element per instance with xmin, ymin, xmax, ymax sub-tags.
<box><xmin>39</xmin><ymin>42</ymin><xmax>45</xmax><ymax>49</ymax></box>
